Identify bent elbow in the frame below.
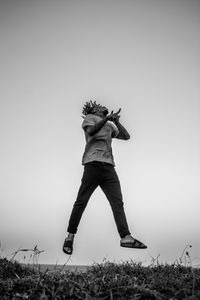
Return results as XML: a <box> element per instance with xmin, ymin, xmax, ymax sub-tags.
<box><xmin>125</xmin><ymin>134</ymin><xmax>130</xmax><ymax>140</ymax></box>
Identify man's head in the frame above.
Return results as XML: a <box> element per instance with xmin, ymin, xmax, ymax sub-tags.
<box><xmin>82</xmin><ymin>100</ymin><xmax>108</xmax><ymax>118</ymax></box>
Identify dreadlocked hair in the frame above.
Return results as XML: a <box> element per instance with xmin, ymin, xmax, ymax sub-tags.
<box><xmin>82</xmin><ymin>100</ymin><xmax>103</xmax><ymax>116</ymax></box>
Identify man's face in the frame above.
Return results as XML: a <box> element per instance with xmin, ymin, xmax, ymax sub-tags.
<box><xmin>92</xmin><ymin>106</ymin><xmax>108</xmax><ymax>117</ymax></box>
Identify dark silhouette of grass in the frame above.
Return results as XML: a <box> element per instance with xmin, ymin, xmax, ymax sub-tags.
<box><xmin>0</xmin><ymin>257</ymin><xmax>200</xmax><ymax>299</ymax></box>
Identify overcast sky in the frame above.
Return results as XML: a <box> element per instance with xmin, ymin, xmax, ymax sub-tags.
<box><xmin>0</xmin><ymin>0</ymin><xmax>200</xmax><ymax>266</ymax></box>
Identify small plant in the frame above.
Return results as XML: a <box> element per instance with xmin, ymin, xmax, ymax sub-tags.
<box><xmin>10</xmin><ymin>245</ymin><xmax>45</xmax><ymax>265</ymax></box>
<box><xmin>179</xmin><ymin>244</ymin><xmax>193</xmax><ymax>266</ymax></box>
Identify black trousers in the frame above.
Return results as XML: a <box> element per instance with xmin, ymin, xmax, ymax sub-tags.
<box><xmin>67</xmin><ymin>161</ymin><xmax>130</xmax><ymax>238</ymax></box>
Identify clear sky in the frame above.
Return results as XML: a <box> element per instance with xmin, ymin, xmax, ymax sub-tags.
<box><xmin>0</xmin><ymin>0</ymin><xmax>200</xmax><ymax>266</ymax></box>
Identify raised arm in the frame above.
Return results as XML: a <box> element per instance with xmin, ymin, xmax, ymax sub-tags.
<box><xmin>84</xmin><ymin>110</ymin><xmax>120</xmax><ymax>136</ymax></box>
<box><xmin>85</xmin><ymin>108</ymin><xmax>130</xmax><ymax>140</ymax></box>
<box><xmin>113</xmin><ymin>119</ymin><xmax>130</xmax><ymax>140</ymax></box>
<box><xmin>85</xmin><ymin>117</ymin><xmax>108</xmax><ymax>136</ymax></box>
<box><xmin>108</xmin><ymin>109</ymin><xmax>130</xmax><ymax>140</ymax></box>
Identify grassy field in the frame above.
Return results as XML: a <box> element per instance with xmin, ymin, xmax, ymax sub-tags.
<box><xmin>20</xmin><ymin>263</ymin><xmax>89</xmax><ymax>273</ymax></box>
<box><xmin>0</xmin><ymin>256</ymin><xmax>200</xmax><ymax>299</ymax></box>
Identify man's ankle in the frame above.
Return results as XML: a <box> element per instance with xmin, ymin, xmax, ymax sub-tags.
<box><xmin>122</xmin><ymin>234</ymin><xmax>131</xmax><ymax>239</ymax></box>
<box><xmin>67</xmin><ymin>233</ymin><xmax>75</xmax><ymax>240</ymax></box>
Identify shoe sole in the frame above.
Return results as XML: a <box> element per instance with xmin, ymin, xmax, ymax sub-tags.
<box><xmin>120</xmin><ymin>242</ymin><xmax>147</xmax><ymax>249</ymax></box>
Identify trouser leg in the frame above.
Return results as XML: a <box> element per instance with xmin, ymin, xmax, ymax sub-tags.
<box><xmin>67</xmin><ymin>165</ymin><xmax>99</xmax><ymax>234</ymax></box>
<box><xmin>100</xmin><ymin>166</ymin><xmax>130</xmax><ymax>238</ymax></box>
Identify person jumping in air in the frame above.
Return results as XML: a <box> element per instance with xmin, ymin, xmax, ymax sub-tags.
<box><xmin>63</xmin><ymin>100</ymin><xmax>147</xmax><ymax>255</ymax></box>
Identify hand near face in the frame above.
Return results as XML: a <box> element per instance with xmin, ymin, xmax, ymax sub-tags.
<box><xmin>106</xmin><ymin>108</ymin><xmax>121</xmax><ymax>123</ymax></box>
